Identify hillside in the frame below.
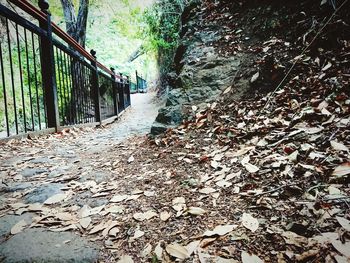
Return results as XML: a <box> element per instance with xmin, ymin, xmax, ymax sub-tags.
<box><xmin>152</xmin><ymin>0</ymin><xmax>350</xmax><ymax>135</ymax></box>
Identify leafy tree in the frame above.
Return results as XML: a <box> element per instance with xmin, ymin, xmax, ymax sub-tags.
<box><xmin>139</xmin><ymin>0</ymin><xmax>186</xmax><ymax>85</ymax></box>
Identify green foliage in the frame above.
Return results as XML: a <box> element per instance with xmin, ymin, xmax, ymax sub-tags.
<box><xmin>141</xmin><ymin>0</ymin><xmax>184</xmax><ymax>76</ymax></box>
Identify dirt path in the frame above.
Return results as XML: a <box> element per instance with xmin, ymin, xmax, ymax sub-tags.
<box><xmin>0</xmin><ymin>92</ymin><xmax>163</xmax><ymax>262</ymax></box>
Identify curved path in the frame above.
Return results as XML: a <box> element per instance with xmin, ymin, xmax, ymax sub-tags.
<box><xmin>0</xmin><ymin>92</ymin><xmax>162</xmax><ymax>262</ymax></box>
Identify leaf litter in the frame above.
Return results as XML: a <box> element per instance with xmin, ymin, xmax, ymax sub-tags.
<box><xmin>0</xmin><ymin>1</ymin><xmax>349</xmax><ymax>262</ymax></box>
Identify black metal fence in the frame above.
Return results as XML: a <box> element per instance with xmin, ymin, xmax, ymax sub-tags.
<box><xmin>0</xmin><ymin>1</ymin><xmax>131</xmax><ymax>139</ymax></box>
<box><xmin>136</xmin><ymin>71</ymin><xmax>148</xmax><ymax>93</ymax></box>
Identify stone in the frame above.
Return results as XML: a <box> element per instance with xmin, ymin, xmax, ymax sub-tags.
<box><xmin>0</xmin><ymin>213</ymin><xmax>34</xmax><ymax>242</ymax></box>
<box><xmin>151</xmin><ymin>0</ymin><xmax>252</xmax><ymax>135</ymax></box>
<box><xmin>29</xmin><ymin>157</ymin><xmax>50</xmax><ymax>164</ymax></box>
<box><xmin>0</xmin><ymin>228</ymin><xmax>99</xmax><ymax>263</ymax></box>
<box><xmin>150</xmin><ymin>122</ymin><xmax>172</xmax><ymax>135</ymax></box>
<box><xmin>24</xmin><ymin>183</ymin><xmax>64</xmax><ymax>204</ymax></box>
<box><xmin>4</xmin><ymin>182</ymin><xmax>34</xmax><ymax>193</ymax></box>
<box><xmin>21</xmin><ymin>168</ymin><xmax>47</xmax><ymax>178</ymax></box>
<box><xmin>48</xmin><ymin>165</ymin><xmax>74</xmax><ymax>178</ymax></box>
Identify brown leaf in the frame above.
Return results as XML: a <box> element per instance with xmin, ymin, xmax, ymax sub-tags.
<box><xmin>79</xmin><ymin>217</ymin><xmax>91</xmax><ymax>229</ymax></box>
<box><xmin>165</xmin><ymin>243</ymin><xmax>189</xmax><ymax>260</ymax></box>
<box><xmin>336</xmin><ymin>216</ymin><xmax>350</xmax><ymax>232</ymax></box>
<box><xmin>187</xmin><ymin>207</ymin><xmax>206</xmax><ymax>216</ymax></box>
<box><xmin>44</xmin><ymin>193</ymin><xmax>67</xmax><ymax>205</ymax></box>
<box><xmin>117</xmin><ymin>255</ymin><xmax>134</xmax><ymax>263</ymax></box>
<box><xmin>203</xmin><ymin>224</ymin><xmax>238</xmax><ymax>237</ymax></box>
<box><xmin>89</xmin><ymin>222</ymin><xmax>107</xmax><ymax>235</ymax></box>
<box><xmin>241</xmin><ymin>213</ymin><xmax>259</xmax><ymax>232</ymax></box>
<box><xmin>160</xmin><ymin>211</ymin><xmax>172</xmax><ymax>221</ymax></box>
<box><xmin>332</xmin><ymin>163</ymin><xmax>350</xmax><ymax>178</ymax></box>
<box><xmin>10</xmin><ymin>219</ymin><xmax>27</xmax><ymax>235</ymax></box>
<box><xmin>241</xmin><ymin>251</ymin><xmax>263</xmax><ymax>263</ymax></box>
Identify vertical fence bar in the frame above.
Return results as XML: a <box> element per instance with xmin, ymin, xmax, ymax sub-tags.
<box><xmin>16</xmin><ymin>24</ymin><xmax>27</xmax><ymax>133</ymax></box>
<box><xmin>6</xmin><ymin>18</ymin><xmax>19</xmax><ymax>134</ymax></box>
<box><xmin>38</xmin><ymin>0</ymin><xmax>59</xmax><ymax>131</ymax></box>
<box><xmin>135</xmin><ymin>70</ymin><xmax>139</xmax><ymax>93</ymax></box>
<box><xmin>0</xmin><ymin>42</ymin><xmax>10</xmax><ymax>136</ymax></box>
<box><xmin>126</xmin><ymin>76</ymin><xmax>131</xmax><ymax>107</ymax></box>
<box><xmin>90</xmin><ymin>49</ymin><xmax>101</xmax><ymax>124</ymax></box>
<box><xmin>31</xmin><ymin>32</ymin><xmax>42</xmax><ymax>130</ymax></box>
<box><xmin>110</xmin><ymin>67</ymin><xmax>118</xmax><ymax>116</ymax></box>
<box><xmin>120</xmin><ymin>73</ymin><xmax>125</xmax><ymax>112</ymax></box>
<box><xmin>24</xmin><ymin>29</ymin><xmax>35</xmax><ymax>131</ymax></box>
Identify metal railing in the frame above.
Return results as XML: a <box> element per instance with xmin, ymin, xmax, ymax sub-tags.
<box><xmin>136</xmin><ymin>70</ymin><xmax>148</xmax><ymax>93</ymax></box>
<box><xmin>0</xmin><ymin>0</ymin><xmax>131</xmax><ymax>139</ymax></box>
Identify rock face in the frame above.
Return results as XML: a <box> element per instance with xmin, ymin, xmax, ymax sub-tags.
<box><xmin>151</xmin><ymin>1</ymin><xmax>241</xmax><ymax>134</ymax></box>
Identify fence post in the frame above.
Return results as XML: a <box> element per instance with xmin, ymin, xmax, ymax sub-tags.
<box><xmin>120</xmin><ymin>73</ymin><xmax>125</xmax><ymax>111</ymax></box>
<box><xmin>135</xmin><ymin>70</ymin><xmax>139</xmax><ymax>93</ymax></box>
<box><xmin>126</xmin><ymin>76</ymin><xmax>131</xmax><ymax>107</ymax></box>
<box><xmin>110</xmin><ymin>67</ymin><xmax>118</xmax><ymax>116</ymax></box>
<box><xmin>38</xmin><ymin>0</ymin><xmax>59</xmax><ymax>131</ymax></box>
<box><xmin>90</xmin><ymin>49</ymin><xmax>101</xmax><ymax>124</ymax></box>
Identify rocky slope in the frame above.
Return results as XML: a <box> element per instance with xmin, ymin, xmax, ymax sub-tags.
<box><xmin>151</xmin><ymin>0</ymin><xmax>350</xmax><ymax>134</ymax></box>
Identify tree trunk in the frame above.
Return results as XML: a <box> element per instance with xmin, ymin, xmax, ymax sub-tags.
<box><xmin>60</xmin><ymin>0</ymin><xmax>90</xmax><ymax>124</ymax></box>
<box><xmin>60</xmin><ymin>0</ymin><xmax>89</xmax><ymax>48</ymax></box>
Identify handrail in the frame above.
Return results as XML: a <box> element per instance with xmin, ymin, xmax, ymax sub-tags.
<box><xmin>8</xmin><ymin>0</ymin><xmax>120</xmax><ymax>79</ymax></box>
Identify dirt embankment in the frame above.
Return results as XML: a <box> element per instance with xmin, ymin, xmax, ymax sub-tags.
<box><xmin>151</xmin><ymin>0</ymin><xmax>350</xmax><ymax>134</ymax></box>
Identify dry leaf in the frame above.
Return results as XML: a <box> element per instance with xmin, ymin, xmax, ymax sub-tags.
<box><xmin>141</xmin><ymin>243</ymin><xmax>152</xmax><ymax>258</ymax></box>
<box><xmin>216</xmin><ymin>180</ymin><xmax>232</xmax><ymax>188</ymax></box>
<box><xmin>331</xmin><ymin>141</ymin><xmax>349</xmax><ymax>152</ymax></box>
<box><xmin>89</xmin><ymin>222</ymin><xmax>106</xmax><ymax>234</ymax></box>
<box><xmin>110</xmin><ymin>195</ymin><xmax>129</xmax><ymax>203</ymax></box>
<box><xmin>144</xmin><ymin>191</ymin><xmax>156</xmax><ymax>197</ymax></box>
<box><xmin>241</xmin><ymin>251</ymin><xmax>263</xmax><ymax>263</ymax></box>
<box><xmin>199</xmin><ymin>187</ymin><xmax>217</xmax><ymax>194</ymax></box>
<box><xmin>117</xmin><ymin>255</ymin><xmax>134</xmax><ymax>263</ymax></box>
<box><xmin>79</xmin><ymin>217</ymin><xmax>91</xmax><ymax>229</ymax></box>
<box><xmin>154</xmin><ymin>242</ymin><xmax>163</xmax><ymax>260</ymax></box>
<box><xmin>10</xmin><ymin>219</ymin><xmax>27</xmax><ymax>235</ymax></box>
<box><xmin>223</xmin><ymin>86</ymin><xmax>232</xmax><ymax>94</ymax></box>
<box><xmin>332</xmin><ymin>163</ymin><xmax>350</xmax><ymax>178</ymax></box>
<box><xmin>133</xmin><ymin>210</ymin><xmax>158</xmax><ymax>221</ymax></box>
<box><xmin>186</xmin><ymin>240</ymin><xmax>200</xmax><ymax>256</ymax></box>
<box><xmin>242</xmin><ymin>213</ymin><xmax>259</xmax><ymax>232</ymax></box>
<box><xmin>102</xmin><ymin>221</ymin><xmax>119</xmax><ymax>237</ymax></box>
<box><xmin>55</xmin><ymin>213</ymin><xmax>74</xmax><ymax>221</ymax></box>
<box><xmin>109</xmin><ymin>227</ymin><xmax>120</xmax><ymax>237</ymax></box>
<box><xmin>251</xmin><ymin>72</ymin><xmax>259</xmax><ymax>83</ymax></box>
<box><xmin>105</xmin><ymin>205</ymin><xmax>124</xmax><ymax>214</ymax></box>
<box><xmin>49</xmin><ymin>224</ymin><xmax>77</xmax><ymax>232</ymax></box>
<box><xmin>165</xmin><ymin>243</ymin><xmax>189</xmax><ymax>260</ymax></box>
<box><xmin>44</xmin><ymin>193</ymin><xmax>67</xmax><ymax>205</ymax></box>
<box><xmin>331</xmin><ymin>240</ymin><xmax>350</xmax><ymax>257</ymax></box>
<box><xmin>242</xmin><ymin>162</ymin><xmax>259</xmax><ymax>173</ymax></box>
<box><xmin>172</xmin><ymin>197</ymin><xmax>186</xmax><ymax>212</ymax></box>
<box><xmin>187</xmin><ymin>207</ymin><xmax>206</xmax><ymax>215</ymax></box>
<box><xmin>321</xmin><ymin>62</ymin><xmax>332</xmax><ymax>71</ymax></box>
<box><xmin>131</xmin><ymin>229</ymin><xmax>144</xmax><ymax>240</ymax></box>
<box><xmin>203</xmin><ymin>224</ymin><xmax>238</xmax><ymax>237</ymax></box>
<box><xmin>160</xmin><ymin>211</ymin><xmax>172</xmax><ymax>221</ymax></box>
<box><xmin>336</xmin><ymin>217</ymin><xmax>350</xmax><ymax>232</ymax></box>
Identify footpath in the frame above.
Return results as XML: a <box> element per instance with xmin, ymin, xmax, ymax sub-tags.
<box><xmin>0</xmin><ymin>92</ymin><xmax>161</xmax><ymax>262</ymax></box>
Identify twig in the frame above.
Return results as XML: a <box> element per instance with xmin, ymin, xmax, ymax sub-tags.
<box><xmin>263</xmin><ymin>0</ymin><xmax>349</xmax><ymax>110</ymax></box>
<box><xmin>255</xmin><ymin>183</ymin><xmax>297</xmax><ymax>196</ymax></box>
